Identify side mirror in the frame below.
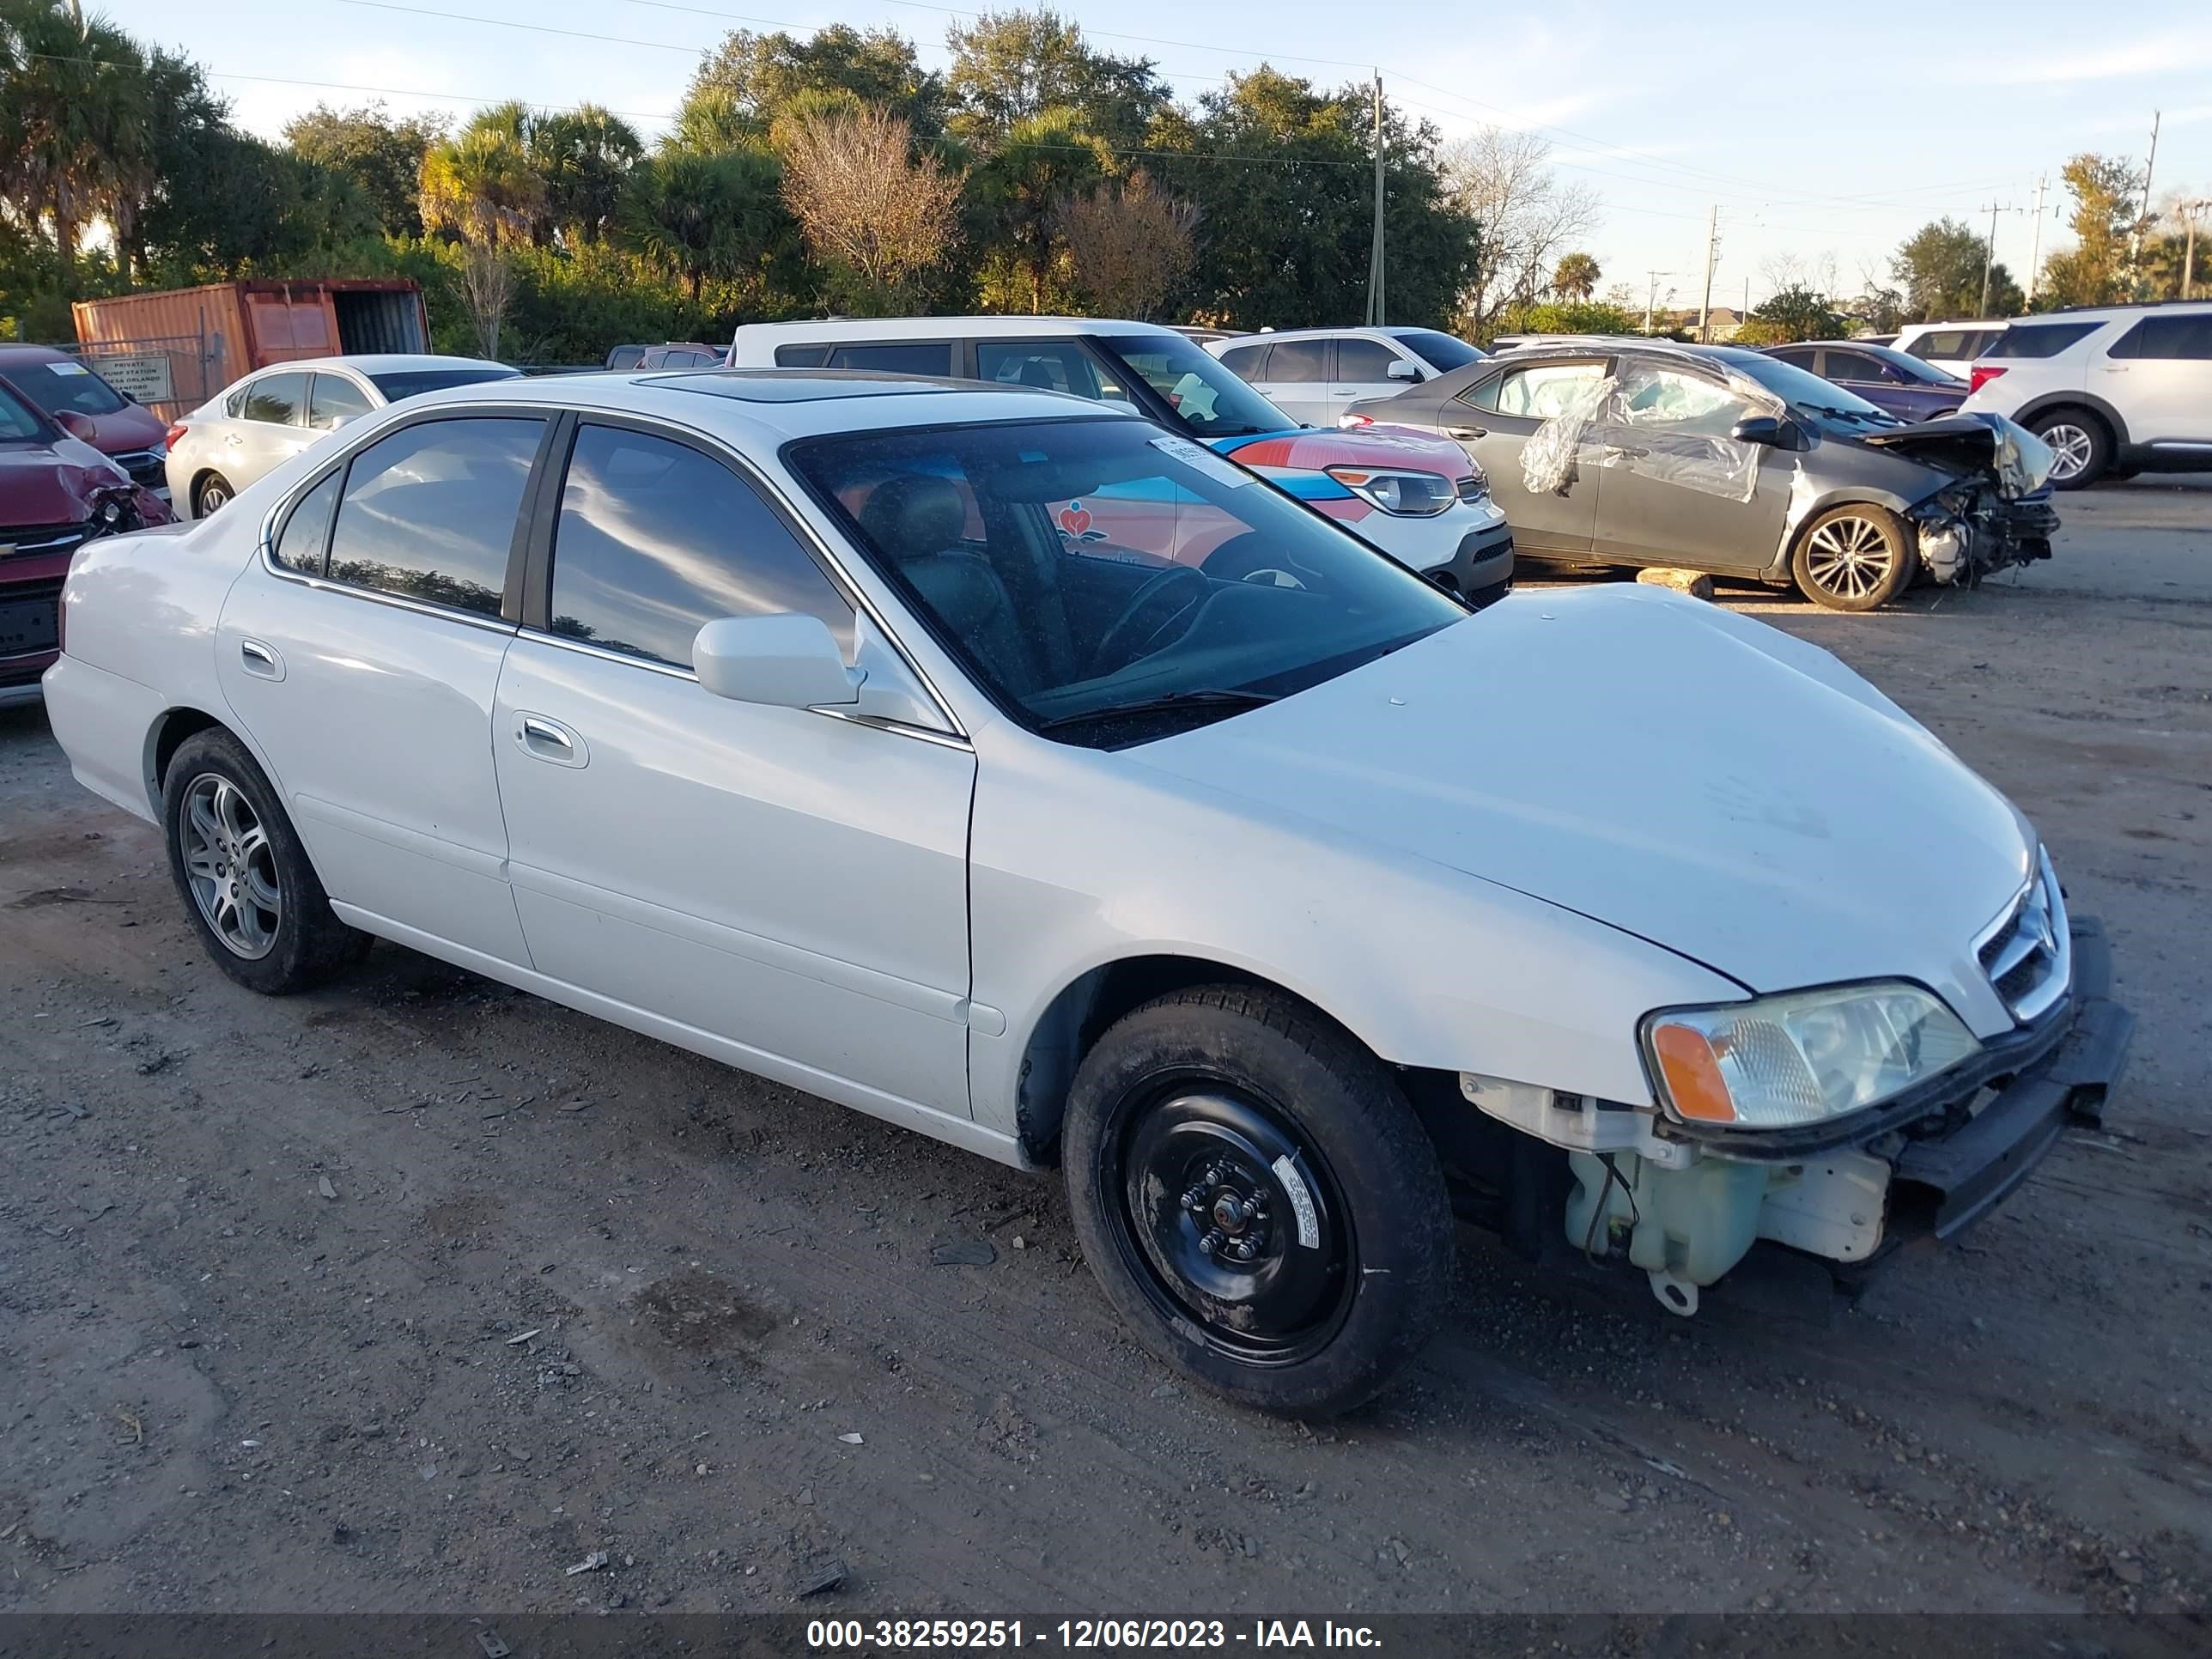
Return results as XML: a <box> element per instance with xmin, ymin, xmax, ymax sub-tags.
<box><xmin>1386</xmin><ymin>360</ymin><xmax>1422</xmax><ymax>382</ymax></box>
<box><xmin>1730</xmin><ymin>415</ymin><xmax>1803</xmax><ymax>450</ymax></box>
<box><xmin>55</xmin><ymin>410</ymin><xmax>99</xmax><ymax>442</ymax></box>
<box><xmin>693</xmin><ymin>613</ymin><xmax>862</xmax><ymax>708</ymax></box>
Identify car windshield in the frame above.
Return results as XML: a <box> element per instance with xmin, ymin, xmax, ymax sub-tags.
<box><xmin>8</xmin><ymin>358</ymin><xmax>129</xmax><ymax>416</ymax></box>
<box><xmin>1389</xmin><ymin>329</ymin><xmax>1485</xmax><ymax>371</ymax></box>
<box><xmin>789</xmin><ymin>416</ymin><xmax>1466</xmax><ymax>746</ymax></box>
<box><xmin>1870</xmin><ymin>349</ymin><xmax>1961</xmax><ymax>387</ymax></box>
<box><xmin>367</xmin><ymin>367</ymin><xmax>522</xmax><ymax>401</ymax></box>
<box><xmin>1090</xmin><ymin>333</ymin><xmax>1293</xmax><ymax>440</ymax></box>
<box><xmin>0</xmin><ymin>381</ymin><xmax>48</xmax><ymax>441</ymax></box>
<box><xmin>1726</xmin><ymin>355</ymin><xmax>1900</xmax><ymax>428</ymax></box>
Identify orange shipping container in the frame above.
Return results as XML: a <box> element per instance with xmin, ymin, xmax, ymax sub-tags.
<box><xmin>70</xmin><ymin>279</ymin><xmax>431</xmax><ymax>422</ymax></box>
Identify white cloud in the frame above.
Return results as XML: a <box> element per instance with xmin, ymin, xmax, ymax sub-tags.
<box><xmin>1991</xmin><ymin>31</ymin><xmax>2212</xmax><ymax>85</ymax></box>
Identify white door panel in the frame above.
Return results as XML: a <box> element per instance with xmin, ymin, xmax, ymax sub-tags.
<box><xmin>492</xmin><ymin>636</ymin><xmax>976</xmax><ymax>1117</ymax></box>
<box><xmin>216</xmin><ymin>565</ymin><xmax>528</xmax><ymax>963</ymax></box>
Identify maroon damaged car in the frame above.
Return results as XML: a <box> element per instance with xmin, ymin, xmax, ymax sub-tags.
<box><xmin>0</xmin><ymin>345</ymin><xmax>173</xmax><ymax>500</ymax></box>
<box><xmin>1</xmin><ymin>380</ymin><xmax>172</xmax><ymax>708</ymax></box>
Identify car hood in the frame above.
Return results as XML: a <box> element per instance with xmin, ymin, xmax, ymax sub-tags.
<box><xmin>1852</xmin><ymin>411</ymin><xmax>2052</xmax><ymax>498</ymax></box>
<box><xmin>1211</xmin><ymin>426</ymin><xmax>1478</xmax><ymax>483</ymax></box>
<box><xmin>1128</xmin><ymin>585</ymin><xmax>2031</xmax><ymax>1026</ymax></box>
<box><xmin>0</xmin><ymin>438</ymin><xmax>125</xmax><ymax>526</ymax></box>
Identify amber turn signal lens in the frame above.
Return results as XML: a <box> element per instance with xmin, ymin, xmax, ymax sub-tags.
<box><xmin>1650</xmin><ymin>1024</ymin><xmax>1737</xmax><ymax>1122</ymax></box>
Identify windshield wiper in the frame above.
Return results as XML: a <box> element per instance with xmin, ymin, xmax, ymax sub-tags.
<box><xmin>1034</xmin><ymin>687</ymin><xmax>1279</xmax><ymax>733</ymax></box>
<box><xmin>1796</xmin><ymin>402</ymin><xmax>1893</xmax><ymax>427</ymax></box>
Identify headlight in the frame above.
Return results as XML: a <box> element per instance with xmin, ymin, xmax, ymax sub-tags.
<box><xmin>1642</xmin><ymin>982</ymin><xmax>1979</xmax><ymax>1130</ymax></box>
<box><xmin>1323</xmin><ymin>465</ymin><xmax>1455</xmax><ymax>516</ymax></box>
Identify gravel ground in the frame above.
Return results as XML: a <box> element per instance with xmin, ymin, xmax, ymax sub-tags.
<box><xmin>1</xmin><ymin>481</ymin><xmax>2207</xmax><ymax>1617</ymax></box>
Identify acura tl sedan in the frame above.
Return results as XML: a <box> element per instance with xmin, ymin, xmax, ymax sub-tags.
<box><xmin>44</xmin><ymin>369</ymin><xmax>2130</xmax><ymax>1414</ymax></box>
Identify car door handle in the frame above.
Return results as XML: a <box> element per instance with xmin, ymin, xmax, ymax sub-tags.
<box><xmin>1605</xmin><ymin>443</ymin><xmax>1650</xmax><ymax>459</ymax></box>
<box><xmin>238</xmin><ymin>638</ymin><xmax>283</xmax><ymax>680</ymax></box>
<box><xmin>2100</xmin><ymin>364</ymin><xmax>2129</xmax><ymax>374</ymax></box>
<box><xmin>515</xmin><ymin>713</ymin><xmax>587</xmax><ymax>768</ymax></box>
<box><xmin>1446</xmin><ymin>425</ymin><xmax>1488</xmax><ymax>441</ymax></box>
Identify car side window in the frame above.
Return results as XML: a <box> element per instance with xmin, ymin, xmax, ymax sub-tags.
<box><xmin>1491</xmin><ymin>361</ymin><xmax>1608</xmax><ymax>419</ymax></box>
<box><xmin>325</xmin><ymin>417</ymin><xmax>544</xmax><ymax>619</ymax></box>
<box><xmin>975</xmin><ymin>342</ymin><xmax>1130</xmax><ymax>404</ymax></box>
<box><xmin>826</xmin><ymin>342</ymin><xmax>955</xmax><ymax>374</ymax></box>
<box><xmin>1824</xmin><ymin>351</ymin><xmax>1887</xmax><ymax>382</ymax></box>
<box><xmin>606</xmin><ymin>346</ymin><xmax>646</xmax><ymax>370</ymax></box>
<box><xmin>547</xmin><ymin>424</ymin><xmax>854</xmax><ymax>669</ymax></box>
<box><xmin>1264</xmin><ymin>339</ymin><xmax>1329</xmax><ymax>382</ymax></box>
<box><xmin>224</xmin><ymin>386</ymin><xmax>247</xmax><ymax>417</ymax></box>
<box><xmin>2108</xmin><ymin>315</ymin><xmax>2212</xmax><ymax>360</ymax></box>
<box><xmin>242</xmin><ymin>373</ymin><xmax>307</xmax><ymax>426</ymax></box>
<box><xmin>1454</xmin><ymin>372</ymin><xmax>1504</xmax><ymax>413</ymax></box>
<box><xmin>773</xmin><ymin>344</ymin><xmax>833</xmax><ymax>368</ymax></box>
<box><xmin>1334</xmin><ymin>338</ymin><xmax>1405</xmax><ymax>381</ymax></box>
<box><xmin>307</xmin><ymin>374</ymin><xmax>372</xmax><ymax>431</ymax></box>
<box><xmin>1216</xmin><ymin>343</ymin><xmax>1269</xmax><ymax>379</ymax></box>
<box><xmin>1613</xmin><ymin>365</ymin><xmax>1748</xmax><ymax>437</ymax></box>
<box><xmin>1767</xmin><ymin>347</ymin><xmax>1816</xmax><ymax>370</ymax></box>
<box><xmin>272</xmin><ymin>471</ymin><xmax>342</xmax><ymax>576</ymax></box>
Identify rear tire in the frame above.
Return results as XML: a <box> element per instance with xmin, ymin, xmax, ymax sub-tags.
<box><xmin>2028</xmin><ymin>407</ymin><xmax>2110</xmax><ymax>489</ymax></box>
<box><xmin>161</xmin><ymin>728</ymin><xmax>371</xmax><ymax>994</ymax></box>
<box><xmin>192</xmin><ymin>473</ymin><xmax>235</xmax><ymax>518</ymax></box>
<box><xmin>1062</xmin><ymin>985</ymin><xmax>1454</xmax><ymax>1418</ymax></box>
<box><xmin>1791</xmin><ymin>503</ymin><xmax>1914</xmax><ymax>611</ymax></box>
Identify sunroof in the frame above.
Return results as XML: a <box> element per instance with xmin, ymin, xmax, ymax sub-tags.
<box><xmin>650</xmin><ymin>371</ymin><xmax>962</xmax><ymax>404</ymax></box>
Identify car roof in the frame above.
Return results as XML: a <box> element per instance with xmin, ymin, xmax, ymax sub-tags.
<box><xmin>386</xmin><ymin>368</ymin><xmax>1143</xmax><ymax>444</ymax></box>
<box><xmin>0</xmin><ymin>343</ymin><xmax>74</xmax><ymax>364</ymax></box>
<box><xmin>2015</xmin><ymin>300</ymin><xmax>2212</xmax><ymax>320</ymax></box>
<box><xmin>1486</xmin><ymin>336</ymin><xmax>1773</xmax><ymax>370</ymax></box>
<box><xmin>732</xmin><ymin>316</ymin><xmax>1179</xmax><ymax>345</ymax></box>
<box><xmin>246</xmin><ymin>354</ymin><xmax>520</xmax><ymax>375</ymax></box>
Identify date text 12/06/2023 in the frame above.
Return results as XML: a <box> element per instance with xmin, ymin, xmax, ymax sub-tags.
<box><xmin>806</xmin><ymin>1620</ymin><xmax>1384</xmax><ymax>1650</ymax></box>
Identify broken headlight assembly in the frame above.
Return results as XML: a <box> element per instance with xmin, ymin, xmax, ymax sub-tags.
<box><xmin>1641</xmin><ymin>982</ymin><xmax>1980</xmax><ymax>1130</ymax></box>
<box><xmin>1323</xmin><ymin>465</ymin><xmax>1456</xmax><ymax>517</ymax></box>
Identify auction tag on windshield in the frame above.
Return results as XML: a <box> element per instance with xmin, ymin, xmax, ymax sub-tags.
<box><xmin>48</xmin><ymin>361</ymin><xmax>88</xmax><ymax>376</ymax></box>
<box><xmin>1149</xmin><ymin>434</ymin><xmax>1254</xmax><ymax>488</ymax></box>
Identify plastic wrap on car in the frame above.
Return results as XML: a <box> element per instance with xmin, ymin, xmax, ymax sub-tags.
<box><xmin>1519</xmin><ymin>374</ymin><xmax>1615</xmax><ymax>495</ymax></box>
<box><xmin>1599</xmin><ymin>358</ymin><xmax>1764</xmax><ymax>504</ymax></box>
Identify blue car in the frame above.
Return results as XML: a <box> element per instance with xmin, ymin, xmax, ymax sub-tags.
<box><xmin>1760</xmin><ymin>341</ymin><xmax>1968</xmax><ymax>423</ymax></box>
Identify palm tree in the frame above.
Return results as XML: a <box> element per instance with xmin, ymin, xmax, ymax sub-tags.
<box><xmin>620</xmin><ymin>145</ymin><xmax>787</xmax><ymax>303</ymax></box>
<box><xmin>1551</xmin><ymin>251</ymin><xmax>1601</xmax><ymax>302</ymax></box>
<box><xmin>0</xmin><ymin>0</ymin><xmax>151</xmax><ymax>293</ymax></box>
<box><xmin>532</xmin><ymin>105</ymin><xmax>642</xmax><ymax>245</ymax></box>
<box><xmin>420</xmin><ymin>123</ymin><xmax>544</xmax><ymax>358</ymax></box>
<box><xmin>971</xmin><ymin>107</ymin><xmax>1110</xmax><ymax>312</ymax></box>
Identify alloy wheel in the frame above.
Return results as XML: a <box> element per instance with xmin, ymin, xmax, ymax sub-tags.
<box><xmin>2041</xmin><ymin>422</ymin><xmax>2094</xmax><ymax>483</ymax></box>
<box><xmin>180</xmin><ymin>773</ymin><xmax>281</xmax><ymax>959</ymax></box>
<box><xmin>1109</xmin><ymin>1086</ymin><xmax>1354</xmax><ymax>1366</ymax></box>
<box><xmin>1802</xmin><ymin>514</ymin><xmax>1897</xmax><ymax>604</ymax></box>
<box><xmin>198</xmin><ymin>482</ymin><xmax>230</xmax><ymax>514</ymax></box>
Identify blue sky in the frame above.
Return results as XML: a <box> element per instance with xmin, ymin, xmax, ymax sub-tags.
<box><xmin>101</xmin><ymin>0</ymin><xmax>2211</xmax><ymax>313</ymax></box>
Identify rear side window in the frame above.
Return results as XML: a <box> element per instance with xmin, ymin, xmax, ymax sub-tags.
<box><xmin>547</xmin><ymin>424</ymin><xmax>853</xmax><ymax>668</ymax></box>
<box><xmin>2106</xmin><ymin>314</ymin><xmax>2212</xmax><ymax>360</ymax></box>
<box><xmin>1986</xmin><ymin>322</ymin><xmax>2101</xmax><ymax>359</ymax></box>
<box><xmin>1387</xmin><ymin>328</ymin><xmax>1483</xmax><ymax>371</ymax></box>
<box><xmin>1264</xmin><ymin>339</ymin><xmax>1329</xmax><ymax>382</ymax></box>
<box><xmin>243</xmin><ymin>373</ymin><xmax>307</xmax><ymax>425</ymax></box>
<box><xmin>327</xmin><ymin>417</ymin><xmax>544</xmax><ymax>618</ymax></box>
<box><xmin>606</xmin><ymin>346</ymin><xmax>645</xmax><ymax>370</ymax></box>
<box><xmin>273</xmin><ymin>471</ymin><xmax>341</xmax><ymax>575</ymax></box>
<box><xmin>828</xmin><ymin>343</ymin><xmax>955</xmax><ymax>374</ymax></box>
<box><xmin>1489</xmin><ymin>360</ymin><xmax>1609</xmax><ymax>418</ymax></box>
<box><xmin>975</xmin><ymin>341</ymin><xmax>1132</xmax><ymax>404</ymax></box>
<box><xmin>773</xmin><ymin>343</ymin><xmax>833</xmax><ymax>368</ymax></box>
<box><xmin>1215</xmin><ymin>343</ymin><xmax>1269</xmax><ymax>379</ymax></box>
<box><xmin>1823</xmin><ymin>350</ymin><xmax>1889</xmax><ymax>382</ymax></box>
<box><xmin>1765</xmin><ymin>346</ymin><xmax>1817</xmax><ymax>369</ymax></box>
<box><xmin>1335</xmin><ymin>338</ymin><xmax>1406</xmax><ymax>380</ymax></box>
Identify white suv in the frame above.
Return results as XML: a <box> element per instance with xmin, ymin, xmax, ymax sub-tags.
<box><xmin>1958</xmin><ymin>304</ymin><xmax>2212</xmax><ymax>488</ymax></box>
<box><xmin>1205</xmin><ymin>326</ymin><xmax>1487</xmax><ymax>427</ymax></box>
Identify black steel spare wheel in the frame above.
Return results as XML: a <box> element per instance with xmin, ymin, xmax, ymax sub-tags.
<box><xmin>1118</xmin><ymin>1087</ymin><xmax>1353</xmax><ymax>1364</ymax></box>
<box><xmin>1063</xmin><ymin>984</ymin><xmax>1454</xmax><ymax>1417</ymax></box>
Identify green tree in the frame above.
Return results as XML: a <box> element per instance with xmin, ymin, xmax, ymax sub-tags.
<box><xmin>533</xmin><ymin>106</ymin><xmax>643</xmax><ymax>246</ymax></box>
<box><xmin>283</xmin><ymin>101</ymin><xmax>447</xmax><ymax>238</ymax></box>
<box><xmin>2037</xmin><ymin>152</ymin><xmax>2145</xmax><ymax>307</ymax></box>
<box><xmin>683</xmin><ymin>27</ymin><xmax>945</xmax><ymax>139</ymax></box>
<box><xmin>968</xmin><ymin>107</ymin><xmax>1110</xmax><ymax>311</ymax></box>
<box><xmin>620</xmin><ymin>145</ymin><xmax>792</xmax><ymax>303</ymax></box>
<box><xmin>1890</xmin><ymin>216</ymin><xmax>2020</xmax><ymax>319</ymax></box>
<box><xmin>944</xmin><ymin>8</ymin><xmax>1168</xmax><ymax>149</ymax></box>
<box><xmin>1745</xmin><ymin>283</ymin><xmax>1845</xmax><ymax>343</ymax></box>
<box><xmin>1551</xmin><ymin>251</ymin><xmax>1601</xmax><ymax>301</ymax></box>
<box><xmin>420</xmin><ymin>120</ymin><xmax>546</xmax><ymax>356</ymax></box>
<box><xmin>0</xmin><ymin>0</ymin><xmax>152</xmax><ymax>293</ymax></box>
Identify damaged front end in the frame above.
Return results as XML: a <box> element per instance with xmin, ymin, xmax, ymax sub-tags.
<box><xmin>1875</xmin><ymin>414</ymin><xmax>2061</xmax><ymax>586</ymax></box>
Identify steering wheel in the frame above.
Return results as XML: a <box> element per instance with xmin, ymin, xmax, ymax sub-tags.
<box><xmin>1089</xmin><ymin>565</ymin><xmax>1213</xmax><ymax>676</ymax></box>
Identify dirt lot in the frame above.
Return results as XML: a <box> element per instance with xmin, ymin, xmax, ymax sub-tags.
<box><xmin>3</xmin><ymin>481</ymin><xmax>2208</xmax><ymax>1618</ymax></box>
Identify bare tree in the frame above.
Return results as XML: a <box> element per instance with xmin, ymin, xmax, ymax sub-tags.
<box><xmin>1054</xmin><ymin>168</ymin><xmax>1198</xmax><ymax>319</ymax></box>
<box><xmin>777</xmin><ymin>105</ymin><xmax>963</xmax><ymax>311</ymax></box>
<box><xmin>1439</xmin><ymin>128</ymin><xmax>1601</xmax><ymax>334</ymax></box>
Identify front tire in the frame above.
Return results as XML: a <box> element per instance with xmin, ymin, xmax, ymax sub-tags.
<box><xmin>161</xmin><ymin>728</ymin><xmax>371</xmax><ymax>994</ymax></box>
<box><xmin>2028</xmin><ymin>407</ymin><xmax>2110</xmax><ymax>489</ymax></box>
<box><xmin>1063</xmin><ymin>985</ymin><xmax>1454</xmax><ymax>1418</ymax></box>
<box><xmin>1792</xmin><ymin>503</ymin><xmax>1914</xmax><ymax>611</ymax></box>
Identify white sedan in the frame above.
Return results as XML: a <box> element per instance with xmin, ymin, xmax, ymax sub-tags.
<box><xmin>44</xmin><ymin>369</ymin><xmax>2130</xmax><ymax>1415</ymax></box>
<box><xmin>163</xmin><ymin>353</ymin><xmax>522</xmax><ymax>519</ymax></box>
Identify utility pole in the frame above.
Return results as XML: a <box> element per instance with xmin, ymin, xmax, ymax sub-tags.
<box><xmin>1977</xmin><ymin>200</ymin><xmax>2007</xmax><ymax>316</ymax></box>
<box><xmin>1696</xmin><ymin>205</ymin><xmax>1718</xmax><ymax>343</ymax></box>
<box><xmin>2182</xmin><ymin>199</ymin><xmax>2212</xmax><ymax>300</ymax></box>
<box><xmin>2027</xmin><ymin>174</ymin><xmax>2048</xmax><ymax>303</ymax></box>
<box><xmin>1644</xmin><ymin>270</ymin><xmax>1671</xmax><ymax>335</ymax></box>
<box><xmin>2130</xmin><ymin>110</ymin><xmax>2160</xmax><ymax>299</ymax></box>
<box><xmin>1364</xmin><ymin>71</ymin><xmax>1386</xmax><ymax>326</ymax></box>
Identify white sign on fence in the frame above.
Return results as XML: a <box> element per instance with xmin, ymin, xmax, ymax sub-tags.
<box><xmin>88</xmin><ymin>353</ymin><xmax>176</xmax><ymax>405</ymax></box>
